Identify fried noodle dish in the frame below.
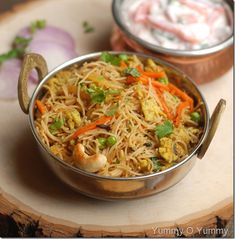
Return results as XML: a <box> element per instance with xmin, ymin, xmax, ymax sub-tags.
<box><xmin>34</xmin><ymin>53</ymin><xmax>203</xmax><ymax>177</ymax></box>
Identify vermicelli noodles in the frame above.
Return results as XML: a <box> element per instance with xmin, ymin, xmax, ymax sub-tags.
<box><xmin>34</xmin><ymin>53</ymin><xmax>202</xmax><ymax>177</ymax></box>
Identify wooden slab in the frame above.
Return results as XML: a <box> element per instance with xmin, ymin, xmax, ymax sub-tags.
<box><xmin>0</xmin><ymin>0</ymin><xmax>233</xmax><ymax>237</ymax></box>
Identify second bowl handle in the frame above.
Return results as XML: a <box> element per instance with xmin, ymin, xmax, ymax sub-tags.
<box><xmin>18</xmin><ymin>53</ymin><xmax>48</xmax><ymax>114</ymax></box>
<box><xmin>197</xmin><ymin>99</ymin><xmax>226</xmax><ymax>159</ymax></box>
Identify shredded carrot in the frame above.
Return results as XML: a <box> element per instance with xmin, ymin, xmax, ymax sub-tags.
<box><xmin>127</xmin><ymin>73</ymin><xmax>173</xmax><ymax>119</ymax></box>
<box><xmin>127</xmin><ymin>67</ymin><xmax>194</xmax><ymax>115</ymax></box>
<box><xmin>168</xmin><ymin>83</ymin><xmax>193</xmax><ymax>110</ymax></box>
<box><xmin>175</xmin><ymin>101</ymin><xmax>190</xmax><ymax>127</ymax></box>
<box><xmin>136</xmin><ymin>65</ymin><xmax>166</xmax><ymax>79</ymax></box>
<box><xmin>150</xmin><ymin>79</ymin><xmax>169</xmax><ymax>90</ymax></box>
<box><xmin>126</xmin><ymin>75</ymin><xmax>169</xmax><ymax>90</ymax></box>
<box><xmin>155</xmin><ymin>88</ymin><xmax>174</xmax><ymax>120</ymax></box>
<box><xmin>136</xmin><ymin>65</ymin><xmax>143</xmax><ymax>72</ymax></box>
<box><xmin>36</xmin><ymin>100</ymin><xmax>47</xmax><ymax>114</ymax></box>
<box><xmin>120</xmin><ymin>61</ymin><xmax>127</xmax><ymax>68</ymax></box>
<box><xmin>126</xmin><ymin>75</ymin><xmax>137</xmax><ymax>84</ymax></box>
<box><xmin>71</xmin><ymin>116</ymin><xmax>112</xmax><ymax>139</ymax></box>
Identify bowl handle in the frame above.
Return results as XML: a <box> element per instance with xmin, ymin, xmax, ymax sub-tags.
<box><xmin>18</xmin><ymin>53</ymin><xmax>48</xmax><ymax>114</ymax></box>
<box><xmin>197</xmin><ymin>99</ymin><xmax>226</xmax><ymax>159</ymax></box>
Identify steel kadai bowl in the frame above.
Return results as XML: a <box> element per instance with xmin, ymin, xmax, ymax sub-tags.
<box><xmin>18</xmin><ymin>52</ymin><xmax>225</xmax><ymax>200</ymax></box>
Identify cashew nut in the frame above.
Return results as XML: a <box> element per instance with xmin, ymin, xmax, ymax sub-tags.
<box><xmin>73</xmin><ymin>143</ymin><xmax>107</xmax><ymax>173</ymax></box>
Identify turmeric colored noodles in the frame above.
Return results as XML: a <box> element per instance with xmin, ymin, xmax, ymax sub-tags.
<box><xmin>34</xmin><ymin>53</ymin><xmax>202</xmax><ymax>177</ymax></box>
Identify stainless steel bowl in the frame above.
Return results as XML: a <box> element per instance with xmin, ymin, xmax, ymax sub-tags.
<box><xmin>18</xmin><ymin>52</ymin><xmax>225</xmax><ymax>200</ymax></box>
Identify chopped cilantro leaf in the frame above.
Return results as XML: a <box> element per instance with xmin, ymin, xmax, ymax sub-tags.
<box><xmin>0</xmin><ymin>48</ymin><xmax>24</xmax><ymax>64</ymax></box>
<box><xmin>87</xmin><ymin>86</ymin><xmax>106</xmax><ymax>103</ymax></box>
<box><xmin>155</xmin><ymin>120</ymin><xmax>173</xmax><ymax>139</ymax></box>
<box><xmin>100</xmin><ymin>52</ymin><xmax>121</xmax><ymax>66</ymax></box>
<box><xmin>150</xmin><ymin>157</ymin><xmax>163</xmax><ymax>172</ymax></box>
<box><xmin>49</xmin><ymin>118</ymin><xmax>65</xmax><ymax>132</ymax></box>
<box><xmin>119</xmin><ymin>54</ymin><xmax>128</xmax><ymax>62</ymax></box>
<box><xmin>82</xmin><ymin>21</ymin><xmax>95</xmax><ymax>33</ymax></box>
<box><xmin>123</xmin><ymin>67</ymin><xmax>141</xmax><ymax>77</ymax></box>
<box><xmin>13</xmin><ymin>36</ymin><xmax>32</xmax><ymax>47</ymax></box>
<box><xmin>30</xmin><ymin>19</ymin><xmax>46</xmax><ymax>33</ymax></box>
<box><xmin>100</xmin><ymin>52</ymin><xmax>111</xmax><ymax>62</ymax></box>
<box><xmin>0</xmin><ymin>20</ymin><xmax>45</xmax><ymax>65</ymax></box>
<box><xmin>100</xmin><ymin>52</ymin><xmax>129</xmax><ymax>66</ymax></box>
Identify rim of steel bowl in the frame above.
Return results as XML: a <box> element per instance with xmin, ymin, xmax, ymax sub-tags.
<box><xmin>29</xmin><ymin>51</ymin><xmax>210</xmax><ymax>181</ymax></box>
<box><xmin>112</xmin><ymin>0</ymin><xmax>234</xmax><ymax>57</ymax></box>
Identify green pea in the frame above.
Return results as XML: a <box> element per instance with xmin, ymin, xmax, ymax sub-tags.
<box><xmin>106</xmin><ymin>136</ymin><xmax>117</xmax><ymax>146</ymax></box>
<box><xmin>191</xmin><ymin>112</ymin><xmax>201</xmax><ymax>123</ymax></box>
<box><xmin>98</xmin><ymin>137</ymin><xmax>107</xmax><ymax>149</ymax></box>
